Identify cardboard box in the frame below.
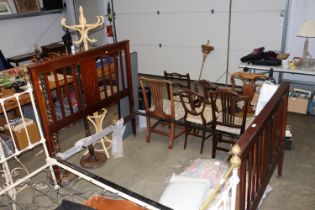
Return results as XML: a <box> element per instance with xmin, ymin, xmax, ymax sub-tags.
<box><xmin>288</xmin><ymin>97</ymin><xmax>309</xmax><ymax>114</ymax></box>
<box><xmin>3</xmin><ymin>118</ymin><xmax>40</xmax><ymax>150</ymax></box>
<box><xmin>287</xmin><ymin>89</ymin><xmax>311</xmax><ymax>114</ymax></box>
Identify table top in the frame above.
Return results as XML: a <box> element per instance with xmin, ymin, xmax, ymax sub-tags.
<box><xmin>0</xmin><ymin>88</ymin><xmax>31</xmax><ymax>114</ymax></box>
<box><xmin>7</xmin><ymin>52</ymin><xmax>36</xmax><ymax>64</ymax></box>
<box><xmin>239</xmin><ymin>63</ymin><xmax>315</xmax><ymax>76</ymax></box>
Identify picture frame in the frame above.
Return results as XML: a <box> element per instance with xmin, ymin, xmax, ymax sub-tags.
<box><xmin>0</xmin><ymin>2</ymin><xmax>12</xmax><ymax>15</ymax></box>
<box><xmin>14</xmin><ymin>0</ymin><xmax>40</xmax><ymax>14</ymax></box>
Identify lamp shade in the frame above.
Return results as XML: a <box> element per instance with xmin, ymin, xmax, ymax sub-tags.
<box><xmin>297</xmin><ymin>20</ymin><xmax>315</xmax><ymax>38</ymax></box>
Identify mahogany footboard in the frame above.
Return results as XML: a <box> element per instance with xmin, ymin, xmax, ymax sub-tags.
<box><xmin>236</xmin><ymin>82</ymin><xmax>289</xmax><ymax>210</ymax></box>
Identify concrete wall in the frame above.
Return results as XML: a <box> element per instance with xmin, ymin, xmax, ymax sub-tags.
<box><xmin>0</xmin><ymin>12</ymin><xmax>65</xmax><ymax>57</ymax></box>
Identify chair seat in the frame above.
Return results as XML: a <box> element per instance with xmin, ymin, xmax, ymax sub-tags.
<box><xmin>215</xmin><ymin>116</ymin><xmax>255</xmax><ymax>135</ymax></box>
<box><xmin>186</xmin><ymin>105</ymin><xmax>213</xmax><ymax>124</ymax></box>
<box><xmin>149</xmin><ymin>99</ymin><xmax>185</xmax><ymax>120</ymax></box>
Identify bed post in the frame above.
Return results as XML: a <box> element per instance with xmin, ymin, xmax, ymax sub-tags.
<box><xmin>230</xmin><ymin>145</ymin><xmax>241</xmax><ymax>210</ymax></box>
<box><xmin>124</xmin><ymin>41</ymin><xmax>136</xmax><ymax>135</ymax></box>
<box><xmin>277</xmin><ymin>88</ymin><xmax>289</xmax><ymax>177</ymax></box>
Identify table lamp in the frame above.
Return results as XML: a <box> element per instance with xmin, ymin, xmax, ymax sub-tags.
<box><xmin>297</xmin><ymin>20</ymin><xmax>315</xmax><ymax>68</ymax></box>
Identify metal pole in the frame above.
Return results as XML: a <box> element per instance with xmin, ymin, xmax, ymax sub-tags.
<box><xmin>225</xmin><ymin>0</ymin><xmax>233</xmax><ymax>86</ymax></box>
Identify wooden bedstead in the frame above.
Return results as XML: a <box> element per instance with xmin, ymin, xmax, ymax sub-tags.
<box><xmin>11</xmin><ymin>40</ymin><xmax>288</xmax><ymax>210</ymax></box>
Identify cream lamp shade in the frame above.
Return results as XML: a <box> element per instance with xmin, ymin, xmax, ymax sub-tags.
<box><xmin>297</xmin><ymin>20</ymin><xmax>315</xmax><ymax>68</ymax></box>
<box><xmin>297</xmin><ymin>20</ymin><xmax>315</xmax><ymax>38</ymax></box>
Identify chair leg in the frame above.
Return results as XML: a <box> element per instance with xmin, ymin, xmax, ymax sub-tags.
<box><xmin>146</xmin><ymin>117</ymin><xmax>151</xmax><ymax>143</ymax></box>
<box><xmin>212</xmin><ymin>133</ymin><xmax>217</xmax><ymax>158</ymax></box>
<box><xmin>184</xmin><ymin>126</ymin><xmax>189</xmax><ymax>150</ymax></box>
<box><xmin>168</xmin><ymin>122</ymin><xmax>175</xmax><ymax>149</ymax></box>
<box><xmin>200</xmin><ymin>129</ymin><xmax>206</xmax><ymax>154</ymax></box>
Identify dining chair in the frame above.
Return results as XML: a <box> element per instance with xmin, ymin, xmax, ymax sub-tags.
<box><xmin>230</xmin><ymin>71</ymin><xmax>267</xmax><ymax>113</ymax></box>
<box><xmin>194</xmin><ymin>79</ymin><xmax>218</xmax><ymax>111</ymax></box>
<box><xmin>164</xmin><ymin>71</ymin><xmax>191</xmax><ymax>101</ymax></box>
<box><xmin>139</xmin><ymin>77</ymin><xmax>185</xmax><ymax>149</ymax></box>
<box><xmin>178</xmin><ymin>89</ymin><xmax>214</xmax><ymax>154</ymax></box>
<box><xmin>209</xmin><ymin>89</ymin><xmax>249</xmax><ymax>158</ymax></box>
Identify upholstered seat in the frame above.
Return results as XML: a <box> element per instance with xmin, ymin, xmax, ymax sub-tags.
<box><xmin>149</xmin><ymin>99</ymin><xmax>185</xmax><ymax>120</ymax></box>
<box><xmin>186</xmin><ymin>105</ymin><xmax>213</xmax><ymax>124</ymax></box>
<box><xmin>215</xmin><ymin>116</ymin><xmax>254</xmax><ymax>135</ymax></box>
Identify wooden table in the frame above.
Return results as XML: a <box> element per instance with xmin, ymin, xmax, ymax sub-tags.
<box><xmin>41</xmin><ymin>42</ymin><xmax>65</xmax><ymax>55</ymax></box>
<box><xmin>7</xmin><ymin>52</ymin><xmax>36</xmax><ymax>66</ymax></box>
<box><xmin>239</xmin><ymin>63</ymin><xmax>315</xmax><ymax>83</ymax></box>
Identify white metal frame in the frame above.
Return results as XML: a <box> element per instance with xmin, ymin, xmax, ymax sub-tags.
<box><xmin>0</xmin><ymin>85</ymin><xmax>164</xmax><ymax>210</ymax></box>
<box><xmin>0</xmin><ymin>84</ymin><xmax>240</xmax><ymax>210</ymax></box>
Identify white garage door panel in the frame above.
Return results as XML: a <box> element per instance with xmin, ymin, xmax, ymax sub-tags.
<box><xmin>158</xmin><ymin>14</ymin><xmax>228</xmax><ymax>48</ymax></box>
<box><xmin>233</xmin><ymin>0</ymin><xmax>284</xmax><ymax>11</ymax></box>
<box><xmin>116</xmin><ymin>15</ymin><xmax>161</xmax><ymax>43</ymax></box>
<box><xmin>115</xmin><ymin>0</ymin><xmax>227</xmax><ymax>13</ymax></box>
<box><xmin>134</xmin><ymin>45</ymin><xmax>227</xmax><ymax>82</ymax></box>
<box><xmin>231</xmin><ymin>12</ymin><xmax>283</xmax><ymax>51</ymax></box>
<box><xmin>199</xmin><ymin>50</ymin><xmax>229</xmax><ymax>83</ymax></box>
<box><xmin>115</xmin><ymin>0</ymin><xmax>286</xmax><ymax>84</ymax></box>
<box><xmin>116</xmin><ymin>13</ymin><xmax>229</xmax><ymax>48</ymax></box>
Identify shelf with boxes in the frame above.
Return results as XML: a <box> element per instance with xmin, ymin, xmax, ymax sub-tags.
<box><xmin>0</xmin><ymin>118</ymin><xmax>40</xmax><ymax>155</ymax></box>
<box><xmin>286</xmin><ymin>79</ymin><xmax>315</xmax><ymax>115</ymax></box>
<box><xmin>288</xmin><ymin>88</ymin><xmax>311</xmax><ymax>115</ymax></box>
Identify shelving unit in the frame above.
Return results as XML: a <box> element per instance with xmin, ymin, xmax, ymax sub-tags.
<box><xmin>0</xmin><ymin>9</ymin><xmax>62</xmax><ymax>21</ymax></box>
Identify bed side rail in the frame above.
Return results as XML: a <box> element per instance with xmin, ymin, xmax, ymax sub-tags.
<box><xmin>236</xmin><ymin>82</ymin><xmax>289</xmax><ymax>210</ymax></box>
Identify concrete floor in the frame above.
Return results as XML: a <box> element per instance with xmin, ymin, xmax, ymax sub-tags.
<box><xmin>60</xmin><ymin>111</ymin><xmax>315</xmax><ymax>210</ymax></box>
<box><xmin>1</xmin><ymin>112</ymin><xmax>315</xmax><ymax>209</ymax></box>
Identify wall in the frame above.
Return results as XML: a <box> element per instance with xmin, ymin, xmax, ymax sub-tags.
<box><xmin>0</xmin><ymin>12</ymin><xmax>65</xmax><ymax>57</ymax></box>
<box><xmin>285</xmin><ymin>0</ymin><xmax>315</xmax><ymax>59</ymax></box>
<box><xmin>281</xmin><ymin>0</ymin><xmax>315</xmax><ymax>83</ymax></box>
<box><xmin>73</xmin><ymin>0</ymin><xmax>108</xmax><ymax>47</ymax></box>
<box><xmin>114</xmin><ymin>0</ymin><xmax>286</xmax><ymax>83</ymax></box>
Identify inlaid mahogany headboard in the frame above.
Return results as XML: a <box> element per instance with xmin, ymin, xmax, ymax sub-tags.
<box><xmin>29</xmin><ymin>40</ymin><xmax>136</xmax><ymax>156</ymax></box>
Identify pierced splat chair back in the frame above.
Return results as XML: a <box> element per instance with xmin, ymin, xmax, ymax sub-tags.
<box><xmin>140</xmin><ymin>77</ymin><xmax>175</xmax><ymax>120</ymax></box>
<box><xmin>210</xmin><ymin>89</ymin><xmax>249</xmax><ymax>158</ymax></box>
<box><xmin>178</xmin><ymin>89</ymin><xmax>214</xmax><ymax>153</ymax></box>
<box><xmin>195</xmin><ymin>79</ymin><xmax>218</xmax><ymax>111</ymax></box>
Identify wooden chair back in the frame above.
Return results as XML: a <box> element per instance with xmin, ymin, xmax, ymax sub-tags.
<box><xmin>139</xmin><ymin>77</ymin><xmax>185</xmax><ymax>149</ymax></box>
<box><xmin>213</xmin><ymin>89</ymin><xmax>248</xmax><ymax>132</ymax></box>
<box><xmin>210</xmin><ymin>89</ymin><xmax>248</xmax><ymax>158</ymax></box>
<box><xmin>164</xmin><ymin>71</ymin><xmax>191</xmax><ymax>99</ymax></box>
<box><xmin>195</xmin><ymin>79</ymin><xmax>218</xmax><ymax>109</ymax></box>
<box><xmin>139</xmin><ymin>77</ymin><xmax>175</xmax><ymax>120</ymax></box>
<box><xmin>178</xmin><ymin>89</ymin><xmax>213</xmax><ymax>153</ymax></box>
<box><xmin>230</xmin><ymin>71</ymin><xmax>267</xmax><ymax>112</ymax></box>
<box><xmin>179</xmin><ymin>90</ymin><xmax>207</xmax><ymax>123</ymax></box>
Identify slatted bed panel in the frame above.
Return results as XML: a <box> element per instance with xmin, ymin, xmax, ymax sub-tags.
<box><xmin>236</xmin><ymin>82</ymin><xmax>289</xmax><ymax>210</ymax></box>
<box><xmin>28</xmin><ymin>40</ymin><xmax>136</xmax><ymax>156</ymax></box>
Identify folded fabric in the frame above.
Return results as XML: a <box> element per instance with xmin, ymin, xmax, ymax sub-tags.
<box><xmin>159</xmin><ymin>177</ymin><xmax>211</xmax><ymax>210</ymax></box>
<box><xmin>240</xmin><ymin>47</ymin><xmax>281</xmax><ymax>66</ymax></box>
